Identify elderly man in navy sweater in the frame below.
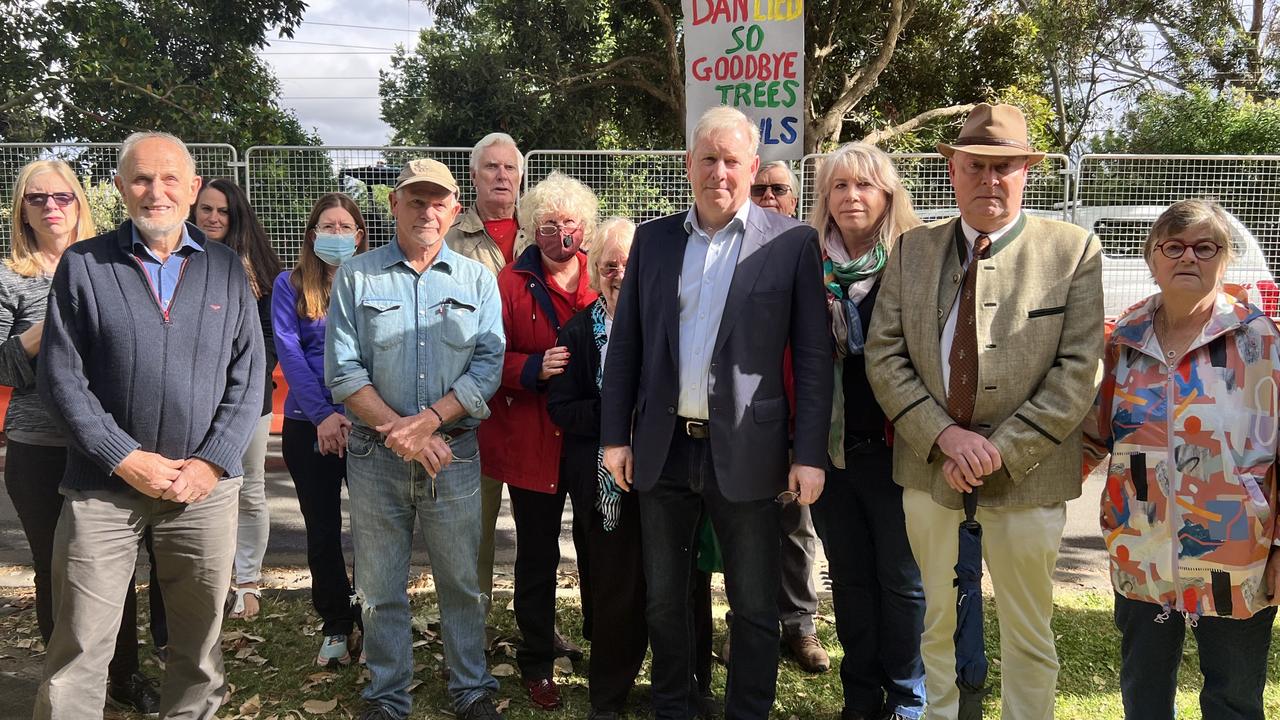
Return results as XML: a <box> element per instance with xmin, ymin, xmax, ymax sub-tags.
<box><xmin>33</xmin><ymin>132</ymin><xmax>264</xmax><ymax>720</ymax></box>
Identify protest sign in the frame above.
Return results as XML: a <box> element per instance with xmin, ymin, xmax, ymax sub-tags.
<box><xmin>682</xmin><ymin>0</ymin><xmax>805</xmax><ymax>161</ymax></box>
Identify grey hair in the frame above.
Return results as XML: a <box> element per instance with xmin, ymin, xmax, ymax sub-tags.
<box><xmin>587</xmin><ymin>217</ymin><xmax>636</xmax><ymax>292</ymax></box>
<box><xmin>117</xmin><ymin>131</ymin><xmax>196</xmax><ymax>176</ymax></box>
<box><xmin>757</xmin><ymin>160</ymin><xmax>799</xmax><ymax>197</ymax></box>
<box><xmin>1144</xmin><ymin>198</ymin><xmax>1237</xmax><ymax>268</ymax></box>
<box><xmin>689</xmin><ymin>106</ymin><xmax>760</xmax><ymax>153</ymax></box>
<box><xmin>470</xmin><ymin>132</ymin><xmax>524</xmax><ymax>176</ymax></box>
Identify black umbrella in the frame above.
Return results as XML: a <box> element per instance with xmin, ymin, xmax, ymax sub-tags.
<box><xmin>954</xmin><ymin>490</ymin><xmax>989</xmax><ymax>719</ymax></box>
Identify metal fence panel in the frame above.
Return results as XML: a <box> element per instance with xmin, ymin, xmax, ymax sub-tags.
<box><xmin>1076</xmin><ymin>154</ymin><xmax>1280</xmax><ymax>317</ymax></box>
<box><xmin>798</xmin><ymin>152</ymin><xmax>1071</xmax><ymax>222</ymax></box>
<box><xmin>0</xmin><ymin>143</ymin><xmax>238</xmax><ymax>255</ymax></box>
<box><xmin>524</xmin><ymin>150</ymin><xmax>692</xmax><ymax>224</ymax></box>
<box><xmin>245</xmin><ymin>146</ymin><xmax>472</xmax><ymax>267</ymax></box>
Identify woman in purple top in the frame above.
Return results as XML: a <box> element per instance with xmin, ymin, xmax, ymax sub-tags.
<box><xmin>272</xmin><ymin>193</ymin><xmax>368</xmax><ymax>667</ymax></box>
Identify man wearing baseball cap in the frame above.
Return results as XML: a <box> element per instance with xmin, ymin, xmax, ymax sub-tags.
<box><xmin>325</xmin><ymin>158</ymin><xmax>507</xmax><ymax>720</ymax></box>
<box><xmin>866</xmin><ymin>104</ymin><xmax>1103</xmax><ymax>720</ymax></box>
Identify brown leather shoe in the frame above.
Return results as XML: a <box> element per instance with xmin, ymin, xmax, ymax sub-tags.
<box><xmin>522</xmin><ymin>676</ymin><xmax>562</xmax><ymax>710</ymax></box>
<box><xmin>786</xmin><ymin>633</ymin><xmax>830</xmax><ymax>673</ymax></box>
<box><xmin>551</xmin><ymin>629</ymin><xmax>583</xmax><ymax>661</ymax></box>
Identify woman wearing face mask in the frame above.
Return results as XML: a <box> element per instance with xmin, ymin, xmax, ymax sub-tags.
<box><xmin>190</xmin><ymin>177</ymin><xmax>282</xmax><ymax>621</ymax></box>
<box><xmin>271</xmin><ymin>193</ymin><xmax>368</xmax><ymax>667</ymax></box>
<box><xmin>478</xmin><ymin>172</ymin><xmax>599</xmax><ymax>711</ymax></box>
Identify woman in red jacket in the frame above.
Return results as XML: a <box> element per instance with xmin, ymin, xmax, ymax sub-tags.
<box><xmin>477</xmin><ymin>172</ymin><xmax>599</xmax><ymax>711</ymax></box>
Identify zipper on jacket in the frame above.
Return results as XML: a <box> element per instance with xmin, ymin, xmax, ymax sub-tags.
<box><xmin>1165</xmin><ymin>354</ymin><xmax>1182</xmax><ymax>613</ymax></box>
<box><xmin>131</xmin><ymin>253</ymin><xmax>191</xmax><ymax>323</ymax></box>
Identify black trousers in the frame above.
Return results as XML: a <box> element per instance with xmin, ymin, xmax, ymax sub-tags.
<box><xmin>640</xmin><ymin>431</ymin><xmax>782</xmax><ymax>720</ymax></box>
<box><xmin>281</xmin><ymin>418</ymin><xmax>359</xmax><ymax>636</ymax></box>
<box><xmin>587</xmin><ymin>485</ymin><xmax>714</xmax><ymax>711</ymax></box>
<box><xmin>5</xmin><ymin>440</ymin><xmax>137</xmax><ymax>682</ymax></box>
<box><xmin>507</xmin><ymin>467</ymin><xmax>594</xmax><ymax>680</ymax></box>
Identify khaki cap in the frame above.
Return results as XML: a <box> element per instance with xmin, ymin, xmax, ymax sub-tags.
<box><xmin>937</xmin><ymin>103</ymin><xmax>1046</xmax><ymax>165</ymax></box>
<box><xmin>395</xmin><ymin>157</ymin><xmax>459</xmax><ymax>194</ymax></box>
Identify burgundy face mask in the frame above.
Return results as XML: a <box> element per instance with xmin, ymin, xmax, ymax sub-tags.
<box><xmin>536</xmin><ymin>226</ymin><xmax>583</xmax><ymax>262</ymax></box>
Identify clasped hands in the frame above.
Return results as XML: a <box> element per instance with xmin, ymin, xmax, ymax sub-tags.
<box><xmin>116</xmin><ymin>450</ymin><xmax>222</xmax><ymax>503</ymax></box>
<box><xmin>937</xmin><ymin>424</ymin><xmax>1003</xmax><ymax>494</ymax></box>
<box><xmin>376</xmin><ymin>411</ymin><xmax>454</xmax><ymax>478</ymax></box>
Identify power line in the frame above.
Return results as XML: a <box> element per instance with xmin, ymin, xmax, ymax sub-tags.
<box><xmin>272</xmin><ymin>39</ymin><xmax>397</xmax><ymax>51</ymax></box>
<box><xmin>300</xmin><ymin>20</ymin><xmax>421</xmax><ymax>33</ymax></box>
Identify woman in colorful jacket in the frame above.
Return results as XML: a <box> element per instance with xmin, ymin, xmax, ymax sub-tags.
<box><xmin>477</xmin><ymin>172</ymin><xmax>599</xmax><ymax>711</ymax></box>
<box><xmin>1083</xmin><ymin>199</ymin><xmax>1280</xmax><ymax>720</ymax></box>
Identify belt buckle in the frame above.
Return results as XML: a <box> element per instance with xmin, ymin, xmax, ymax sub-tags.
<box><xmin>684</xmin><ymin>419</ymin><xmax>707</xmax><ymax>437</ymax></box>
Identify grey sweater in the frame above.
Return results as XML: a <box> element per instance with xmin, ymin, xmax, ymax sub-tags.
<box><xmin>38</xmin><ymin>221</ymin><xmax>265</xmax><ymax>492</ymax></box>
<box><xmin>0</xmin><ymin>264</ymin><xmax>63</xmax><ymax>445</ymax></box>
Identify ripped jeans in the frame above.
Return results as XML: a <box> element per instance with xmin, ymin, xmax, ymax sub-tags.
<box><xmin>346</xmin><ymin>426</ymin><xmax>497</xmax><ymax>717</ymax></box>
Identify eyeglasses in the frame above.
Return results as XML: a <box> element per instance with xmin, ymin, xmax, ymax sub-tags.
<box><xmin>750</xmin><ymin>183</ymin><xmax>791</xmax><ymax>197</ymax></box>
<box><xmin>316</xmin><ymin>223</ymin><xmax>359</xmax><ymax>234</ymax></box>
<box><xmin>23</xmin><ymin>192</ymin><xmax>76</xmax><ymax>208</ymax></box>
<box><xmin>600</xmin><ymin>262</ymin><xmax>626</xmax><ymax>278</ymax></box>
<box><xmin>1155</xmin><ymin>240</ymin><xmax>1224</xmax><ymax>260</ymax></box>
<box><xmin>536</xmin><ymin>220</ymin><xmax>580</xmax><ymax>236</ymax></box>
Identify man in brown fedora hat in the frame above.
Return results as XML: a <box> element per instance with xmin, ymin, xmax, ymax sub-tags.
<box><xmin>866</xmin><ymin>103</ymin><xmax>1104</xmax><ymax>720</ymax></box>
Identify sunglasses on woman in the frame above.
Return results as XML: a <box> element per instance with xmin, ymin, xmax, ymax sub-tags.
<box><xmin>23</xmin><ymin>192</ymin><xmax>76</xmax><ymax>208</ymax></box>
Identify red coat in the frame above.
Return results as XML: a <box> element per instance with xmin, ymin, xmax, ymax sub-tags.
<box><xmin>478</xmin><ymin>246</ymin><xmax>597</xmax><ymax>492</ymax></box>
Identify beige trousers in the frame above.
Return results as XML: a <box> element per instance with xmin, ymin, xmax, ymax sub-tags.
<box><xmin>902</xmin><ymin>488</ymin><xmax>1066</xmax><ymax>720</ymax></box>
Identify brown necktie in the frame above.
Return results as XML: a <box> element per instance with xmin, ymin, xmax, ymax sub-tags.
<box><xmin>946</xmin><ymin>234</ymin><xmax>991</xmax><ymax>428</ymax></box>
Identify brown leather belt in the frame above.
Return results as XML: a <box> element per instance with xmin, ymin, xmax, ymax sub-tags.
<box><xmin>441</xmin><ymin>426</ymin><xmax>473</xmax><ymax>442</ymax></box>
<box><xmin>677</xmin><ymin>417</ymin><xmax>710</xmax><ymax>439</ymax></box>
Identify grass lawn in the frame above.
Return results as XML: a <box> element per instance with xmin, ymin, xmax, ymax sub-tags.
<box><xmin>5</xmin><ymin>585</ymin><xmax>1280</xmax><ymax>718</ymax></box>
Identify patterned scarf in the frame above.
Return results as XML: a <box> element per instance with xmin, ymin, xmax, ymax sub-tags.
<box><xmin>823</xmin><ymin>242</ymin><xmax>887</xmax><ymax>300</ymax></box>
<box><xmin>590</xmin><ymin>298</ymin><xmax>622</xmax><ymax>532</ymax></box>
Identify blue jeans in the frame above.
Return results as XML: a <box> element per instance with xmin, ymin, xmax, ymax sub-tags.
<box><xmin>812</xmin><ymin>448</ymin><xmax>926</xmax><ymax>720</ymax></box>
<box><xmin>639</xmin><ymin>431</ymin><xmax>782</xmax><ymax>720</ymax></box>
<box><xmin>1114</xmin><ymin>593</ymin><xmax>1276</xmax><ymax>720</ymax></box>
<box><xmin>346</xmin><ymin>427</ymin><xmax>497</xmax><ymax>717</ymax></box>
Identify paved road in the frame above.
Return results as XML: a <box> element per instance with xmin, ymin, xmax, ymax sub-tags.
<box><xmin>0</xmin><ymin>438</ymin><xmax>1111</xmax><ymax>591</ymax></box>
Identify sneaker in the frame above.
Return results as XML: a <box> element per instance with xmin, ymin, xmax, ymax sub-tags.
<box><xmin>460</xmin><ymin>694</ymin><xmax>504</xmax><ymax>719</ymax></box>
<box><xmin>317</xmin><ymin>633</ymin><xmax>352</xmax><ymax>667</ymax></box>
<box><xmin>357</xmin><ymin>703</ymin><xmax>400</xmax><ymax>720</ymax></box>
<box><xmin>106</xmin><ymin>671</ymin><xmax>160</xmax><ymax>717</ymax></box>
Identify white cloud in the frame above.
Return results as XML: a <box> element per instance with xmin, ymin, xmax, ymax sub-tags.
<box><xmin>259</xmin><ymin>0</ymin><xmax>434</xmax><ymax>146</ymax></box>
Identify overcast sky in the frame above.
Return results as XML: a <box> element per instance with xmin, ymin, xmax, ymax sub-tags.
<box><xmin>260</xmin><ymin>0</ymin><xmax>434</xmax><ymax>146</ymax></box>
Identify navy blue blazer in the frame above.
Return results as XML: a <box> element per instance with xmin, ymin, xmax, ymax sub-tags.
<box><xmin>600</xmin><ymin>203</ymin><xmax>832</xmax><ymax>502</ymax></box>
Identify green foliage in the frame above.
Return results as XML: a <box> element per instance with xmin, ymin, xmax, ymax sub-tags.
<box><xmin>1095</xmin><ymin>87</ymin><xmax>1280</xmax><ymax>154</ymax></box>
<box><xmin>0</xmin><ymin>0</ymin><xmax>317</xmax><ymax>147</ymax></box>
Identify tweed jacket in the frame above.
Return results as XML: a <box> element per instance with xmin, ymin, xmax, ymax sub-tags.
<box><xmin>865</xmin><ymin>214</ymin><xmax>1105</xmax><ymax>509</ymax></box>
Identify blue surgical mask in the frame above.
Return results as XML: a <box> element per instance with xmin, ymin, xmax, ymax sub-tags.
<box><xmin>313</xmin><ymin>233</ymin><xmax>358</xmax><ymax>266</ymax></box>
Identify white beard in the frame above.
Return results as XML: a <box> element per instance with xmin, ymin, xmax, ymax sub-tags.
<box><xmin>133</xmin><ymin>214</ymin><xmax>185</xmax><ymax>238</ymax></box>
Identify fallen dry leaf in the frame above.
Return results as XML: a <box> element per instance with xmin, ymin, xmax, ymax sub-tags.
<box><xmin>239</xmin><ymin>693</ymin><xmax>262</xmax><ymax>715</ymax></box>
<box><xmin>491</xmin><ymin>663</ymin><xmax>516</xmax><ymax>677</ymax></box>
<box><xmin>301</xmin><ymin>697</ymin><xmax>337</xmax><ymax>714</ymax></box>
<box><xmin>553</xmin><ymin>656</ymin><xmax>574</xmax><ymax>675</ymax></box>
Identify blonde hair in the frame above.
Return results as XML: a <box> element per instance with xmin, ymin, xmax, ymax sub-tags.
<box><xmin>690</xmin><ymin>106</ymin><xmax>760</xmax><ymax>152</ymax></box>
<box><xmin>8</xmin><ymin>160</ymin><xmax>96</xmax><ymax>278</ymax></box>
<box><xmin>515</xmin><ymin>172</ymin><xmax>599</xmax><ymax>256</ymax></box>
<box><xmin>810</xmin><ymin>142</ymin><xmax>920</xmax><ymax>253</ymax></box>
<box><xmin>587</xmin><ymin>217</ymin><xmax>636</xmax><ymax>292</ymax></box>
<box><xmin>1144</xmin><ymin>199</ymin><xmax>1236</xmax><ymax>269</ymax></box>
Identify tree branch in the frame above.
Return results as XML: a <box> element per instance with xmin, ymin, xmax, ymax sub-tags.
<box><xmin>860</xmin><ymin>103</ymin><xmax>975</xmax><ymax>146</ymax></box>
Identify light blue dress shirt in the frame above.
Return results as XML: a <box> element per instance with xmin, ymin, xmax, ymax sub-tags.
<box><xmin>325</xmin><ymin>239</ymin><xmax>505</xmax><ymax>431</ymax></box>
<box><xmin>676</xmin><ymin>201</ymin><xmax>751</xmax><ymax>419</ymax></box>
<box><xmin>131</xmin><ymin>224</ymin><xmax>203</xmax><ymax>315</ymax></box>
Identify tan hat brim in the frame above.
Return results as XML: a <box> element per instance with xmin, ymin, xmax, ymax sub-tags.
<box><xmin>937</xmin><ymin>142</ymin><xmax>1046</xmax><ymax>165</ymax></box>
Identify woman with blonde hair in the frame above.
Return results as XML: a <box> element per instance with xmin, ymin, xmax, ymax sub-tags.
<box><xmin>1</xmin><ymin>160</ymin><xmax>159</xmax><ymax>712</ymax></box>
<box><xmin>272</xmin><ymin>192</ymin><xmax>369</xmax><ymax>667</ymax></box>
<box><xmin>809</xmin><ymin>143</ymin><xmax>927</xmax><ymax>720</ymax></box>
<box><xmin>478</xmin><ymin>171</ymin><xmax>600</xmax><ymax>710</ymax></box>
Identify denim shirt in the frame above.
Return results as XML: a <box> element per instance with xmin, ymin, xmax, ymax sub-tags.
<box><xmin>325</xmin><ymin>239</ymin><xmax>504</xmax><ymax>431</ymax></box>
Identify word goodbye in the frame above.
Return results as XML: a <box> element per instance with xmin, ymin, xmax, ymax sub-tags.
<box><xmin>691</xmin><ymin>0</ymin><xmax>803</xmax><ymax>24</ymax></box>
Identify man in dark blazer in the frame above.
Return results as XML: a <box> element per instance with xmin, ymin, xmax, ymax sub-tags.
<box><xmin>601</xmin><ymin>106</ymin><xmax>832</xmax><ymax>720</ymax></box>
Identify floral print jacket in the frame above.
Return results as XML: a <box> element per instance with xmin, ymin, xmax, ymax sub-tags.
<box><xmin>1084</xmin><ymin>292</ymin><xmax>1280</xmax><ymax>620</ymax></box>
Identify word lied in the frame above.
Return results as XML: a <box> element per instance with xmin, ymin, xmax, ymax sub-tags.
<box><xmin>691</xmin><ymin>0</ymin><xmax>804</xmax><ymax>25</ymax></box>
<box><xmin>715</xmin><ymin>79</ymin><xmax>800</xmax><ymax>108</ymax></box>
<box><xmin>691</xmin><ymin>52</ymin><xmax>799</xmax><ymax>82</ymax></box>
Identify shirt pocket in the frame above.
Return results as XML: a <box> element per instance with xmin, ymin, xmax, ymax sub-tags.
<box><xmin>361</xmin><ymin>298</ymin><xmax>404</xmax><ymax>351</ymax></box>
<box><xmin>437</xmin><ymin>297</ymin><xmax>479</xmax><ymax>350</ymax></box>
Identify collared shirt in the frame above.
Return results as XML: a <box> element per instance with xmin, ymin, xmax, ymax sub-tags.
<box><xmin>677</xmin><ymin>201</ymin><xmax>751</xmax><ymax>419</ymax></box>
<box><xmin>940</xmin><ymin>213</ymin><xmax>1020</xmax><ymax>392</ymax></box>
<box><xmin>131</xmin><ymin>225</ymin><xmax>203</xmax><ymax>314</ymax></box>
<box><xmin>325</xmin><ymin>239</ymin><xmax>505</xmax><ymax>430</ymax></box>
